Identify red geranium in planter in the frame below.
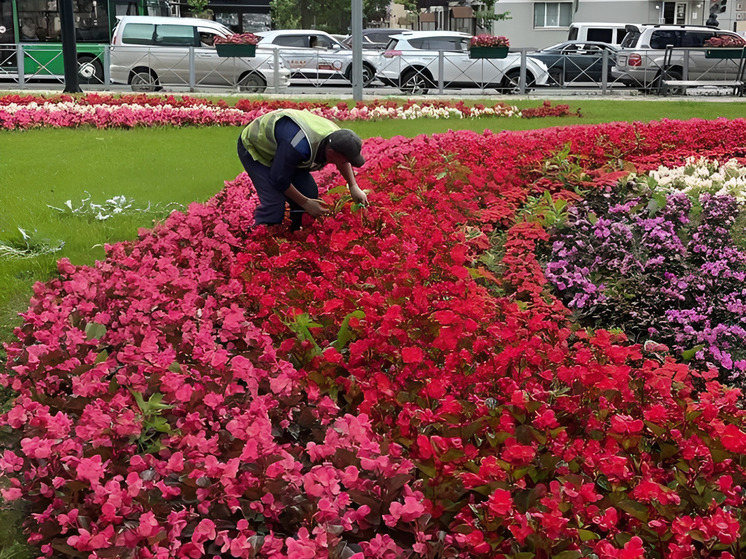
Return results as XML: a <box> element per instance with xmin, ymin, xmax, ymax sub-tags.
<box><xmin>214</xmin><ymin>32</ymin><xmax>259</xmax><ymax>45</ymax></box>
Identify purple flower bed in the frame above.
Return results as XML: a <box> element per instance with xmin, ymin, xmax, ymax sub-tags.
<box><xmin>544</xmin><ymin>180</ymin><xmax>746</xmax><ymax>383</ymax></box>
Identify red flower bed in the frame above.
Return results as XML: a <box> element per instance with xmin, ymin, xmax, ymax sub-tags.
<box><xmin>3</xmin><ymin>119</ymin><xmax>746</xmax><ymax>558</ymax></box>
<box><xmin>0</xmin><ymin>93</ymin><xmax>574</xmax><ymax>130</ymax></box>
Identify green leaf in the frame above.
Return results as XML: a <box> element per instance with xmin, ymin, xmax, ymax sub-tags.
<box><xmin>617</xmin><ymin>499</ymin><xmax>649</xmax><ymax>522</ymax></box>
<box><xmin>659</xmin><ymin>442</ymin><xmax>678</xmax><ymax>460</ymax></box>
<box><xmin>327</xmin><ymin>184</ymin><xmax>348</xmax><ymax>196</ymax></box>
<box><xmin>85</xmin><ymin>321</ymin><xmax>107</xmax><ymax>340</ymax></box>
<box><xmin>417</xmin><ymin>462</ymin><xmax>437</xmax><ymax>479</ymax></box>
<box><xmin>331</xmin><ymin>310</ymin><xmax>365</xmax><ymax>351</ymax></box>
<box><xmin>645</xmin><ymin>420</ymin><xmax>666</xmax><ymax>437</ymax></box>
<box><xmin>681</xmin><ymin>344</ymin><xmax>705</xmax><ymax>361</ymax></box>
<box><xmin>579</xmin><ymin>529</ymin><xmax>600</xmax><ymax>541</ymax></box>
<box><xmin>711</xmin><ymin>448</ymin><xmax>730</xmax><ymax>463</ymax></box>
<box><xmin>94</xmin><ymin>350</ymin><xmax>108</xmax><ymax>364</ymax></box>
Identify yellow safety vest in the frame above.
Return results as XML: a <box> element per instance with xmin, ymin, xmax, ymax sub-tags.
<box><xmin>240</xmin><ymin>109</ymin><xmax>339</xmax><ymax>170</ymax></box>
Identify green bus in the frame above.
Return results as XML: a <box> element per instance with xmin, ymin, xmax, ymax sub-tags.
<box><xmin>0</xmin><ymin>0</ymin><xmax>170</xmax><ymax>83</ymax></box>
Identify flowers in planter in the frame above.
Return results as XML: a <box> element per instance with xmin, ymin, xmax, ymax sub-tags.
<box><xmin>214</xmin><ymin>32</ymin><xmax>259</xmax><ymax>45</ymax></box>
<box><xmin>704</xmin><ymin>34</ymin><xmax>746</xmax><ymax>47</ymax></box>
<box><xmin>469</xmin><ymin>34</ymin><xmax>510</xmax><ymax>48</ymax></box>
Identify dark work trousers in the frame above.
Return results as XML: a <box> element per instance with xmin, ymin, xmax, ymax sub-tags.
<box><xmin>237</xmin><ymin>137</ymin><xmax>318</xmax><ymax>229</ymax></box>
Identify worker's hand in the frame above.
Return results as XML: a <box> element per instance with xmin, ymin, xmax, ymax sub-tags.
<box><xmin>301</xmin><ymin>198</ymin><xmax>330</xmax><ymax>218</ymax></box>
<box><xmin>349</xmin><ymin>184</ymin><xmax>368</xmax><ymax>206</ymax></box>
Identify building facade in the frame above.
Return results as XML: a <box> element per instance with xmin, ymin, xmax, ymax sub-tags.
<box><xmin>489</xmin><ymin>0</ymin><xmax>744</xmax><ymax>48</ymax></box>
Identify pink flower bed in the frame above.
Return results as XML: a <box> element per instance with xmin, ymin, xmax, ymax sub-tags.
<box><xmin>0</xmin><ymin>93</ymin><xmax>573</xmax><ymax>130</ymax></box>
<box><xmin>3</xmin><ymin>117</ymin><xmax>746</xmax><ymax>558</ymax></box>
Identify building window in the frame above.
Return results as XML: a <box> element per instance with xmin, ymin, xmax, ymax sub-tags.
<box><xmin>533</xmin><ymin>2</ymin><xmax>572</xmax><ymax>27</ymax></box>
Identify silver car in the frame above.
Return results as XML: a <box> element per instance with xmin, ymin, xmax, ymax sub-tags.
<box><xmin>110</xmin><ymin>16</ymin><xmax>290</xmax><ymax>92</ymax></box>
<box><xmin>255</xmin><ymin>30</ymin><xmax>380</xmax><ymax>86</ymax></box>
<box><xmin>376</xmin><ymin>31</ymin><xmax>550</xmax><ymax>94</ymax></box>
<box><xmin>611</xmin><ymin>24</ymin><xmax>746</xmax><ymax>92</ymax></box>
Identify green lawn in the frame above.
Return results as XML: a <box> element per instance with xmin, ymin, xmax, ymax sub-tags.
<box><xmin>1</xmin><ymin>93</ymin><xmax>746</xmax><ymax>559</ymax></box>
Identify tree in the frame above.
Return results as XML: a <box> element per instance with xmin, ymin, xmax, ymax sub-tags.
<box><xmin>270</xmin><ymin>0</ymin><xmax>392</xmax><ymax>32</ymax></box>
<box><xmin>364</xmin><ymin>0</ymin><xmax>391</xmax><ymax>26</ymax></box>
<box><xmin>271</xmin><ymin>0</ymin><xmax>302</xmax><ymax>29</ymax></box>
<box><xmin>186</xmin><ymin>0</ymin><xmax>213</xmax><ymax>19</ymax></box>
<box><xmin>473</xmin><ymin>0</ymin><xmax>511</xmax><ymax>33</ymax></box>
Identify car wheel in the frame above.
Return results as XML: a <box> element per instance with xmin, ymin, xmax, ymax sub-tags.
<box><xmin>238</xmin><ymin>72</ymin><xmax>267</xmax><ymax>93</ymax></box>
<box><xmin>345</xmin><ymin>63</ymin><xmax>376</xmax><ymax>86</ymax></box>
<box><xmin>362</xmin><ymin>64</ymin><xmax>375</xmax><ymax>86</ymax></box>
<box><xmin>77</xmin><ymin>55</ymin><xmax>104</xmax><ymax>84</ymax></box>
<box><xmin>400</xmin><ymin>68</ymin><xmax>431</xmax><ymax>95</ymax></box>
<box><xmin>130</xmin><ymin>69</ymin><xmax>160</xmax><ymax>92</ymax></box>
<box><xmin>499</xmin><ymin>69</ymin><xmax>535</xmax><ymax>94</ymax></box>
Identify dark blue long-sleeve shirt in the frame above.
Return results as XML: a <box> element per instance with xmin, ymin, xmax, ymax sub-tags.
<box><xmin>268</xmin><ymin>117</ymin><xmax>313</xmax><ymax>193</ymax></box>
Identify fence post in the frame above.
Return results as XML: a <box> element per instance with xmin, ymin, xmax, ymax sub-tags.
<box><xmin>520</xmin><ymin>49</ymin><xmax>526</xmax><ymax>94</ymax></box>
<box><xmin>438</xmin><ymin>50</ymin><xmax>444</xmax><ymax>93</ymax></box>
<box><xmin>103</xmin><ymin>45</ymin><xmax>111</xmax><ymax>86</ymax></box>
<box><xmin>188</xmin><ymin>46</ymin><xmax>195</xmax><ymax>92</ymax></box>
<box><xmin>16</xmin><ymin>44</ymin><xmax>24</xmax><ymax>89</ymax></box>
<box><xmin>601</xmin><ymin>49</ymin><xmax>609</xmax><ymax>94</ymax></box>
<box><xmin>274</xmin><ymin>48</ymin><xmax>280</xmax><ymax>94</ymax></box>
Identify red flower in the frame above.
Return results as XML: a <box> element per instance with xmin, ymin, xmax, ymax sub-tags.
<box><xmin>720</xmin><ymin>423</ymin><xmax>746</xmax><ymax>453</ymax></box>
<box><xmin>486</xmin><ymin>488</ymin><xmax>513</xmax><ymax>516</ymax></box>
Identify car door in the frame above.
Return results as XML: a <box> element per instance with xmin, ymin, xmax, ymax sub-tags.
<box><xmin>418</xmin><ymin>36</ymin><xmax>472</xmax><ymax>87</ymax></box>
<box><xmin>562</xmin><ymin>43</ymin><xmax>605</xmax><ymax>82</ymax></box>
<box><xmin>150</xmin><ymin>23</ymin><xmax>200</xmax><ymax>86</ymax></box>
<box><xmin>270</xmin><ymin>34</ymin><xmax>343</xmax><ymax>84</ymax></box>
<box><xmin>310</xmin><ymin>33</ymin><xmax>348</xmax><ymax>82</ymax></box>
<box><xmin>195</xmin><ymin>27</ymin><xmax>233</xmax><ymax>86</ymax></box>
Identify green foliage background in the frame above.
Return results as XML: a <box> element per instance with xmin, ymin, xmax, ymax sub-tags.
<box><xmin>271</xmin><ymin>0</ymin><xmax>391</xmax><ymax>32</ymax></box>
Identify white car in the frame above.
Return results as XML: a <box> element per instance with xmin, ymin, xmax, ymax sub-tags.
<box><xmin>255</xmin><ymin>29</ymin><xmax>380</xmax><ymax>86</ymax></box>
<box><xmin>376</xmin><ymin>30</ymin><xmax>550</xmax><ymax>94</ymax></box>
<box><xmin>110</xmin><ymin>16</ymin><xmax>290</xmax><ymax>92</ymax></box>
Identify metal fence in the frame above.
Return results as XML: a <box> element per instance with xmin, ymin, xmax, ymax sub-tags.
<box><xmin>1</xmin><ymin>43</ymin><xmax>744</xmax><ymax>96</ymax></box>
<box><xmin>613</xmin><ymin>46</ymin><xmax>746</xmax><ymax>96</ymax></box>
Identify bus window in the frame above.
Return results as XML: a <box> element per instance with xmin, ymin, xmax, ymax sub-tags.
<box><xmin>0</xmin><ymin>0</ymin><xmax>16</xmax><ymax>41</ymax></box>
<box><xmin>145</xmin><ymin>0</ymin><xmax>170</xmax><ymax>17</ymax></box>
<box><xmin>0</xmin><ymin>0</ymin><xmax>14</xmax><ymax>72</ymax></box>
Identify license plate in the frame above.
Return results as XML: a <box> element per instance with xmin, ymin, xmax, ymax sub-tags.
<box><xmin>618</xmin><ymin>55</ymin><xmax>627</xmax><ymax>65</ymax></box>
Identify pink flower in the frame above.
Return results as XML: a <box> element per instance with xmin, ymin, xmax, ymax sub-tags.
<box><xmin>74</xmin><ymin>455</ymin><xmax>108</xmax><ymax>486</ymax></box>
<box><xmin>192</xmin><ymin>518</ymin><xmax>216</xmax><ymax>545</ymax></box>
<box><xmin>137</xmin><ymin>511</ymin><xmax>160</xmax><ymax>538</ymax></box>
<box><xmin>383</xmin><ymin>495</ymin><xmax>425</xmax><ymax>526</ymax></box>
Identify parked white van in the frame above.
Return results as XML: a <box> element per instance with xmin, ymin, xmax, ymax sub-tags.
<box><xmin>110</xmin><ymin>16</ymin><xmax>290</xmax><ymax>92</ymax></box>
<box><xmin>567</xmin><ymin>22</ymin><xmax>635</xmax><ymax>46</ymax></box>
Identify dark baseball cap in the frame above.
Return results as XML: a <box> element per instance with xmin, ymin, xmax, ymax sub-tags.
<box><xmin>327</xmin><ymin>129</ymin><xmax>365</xmax><ymax>167</ymax></box>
